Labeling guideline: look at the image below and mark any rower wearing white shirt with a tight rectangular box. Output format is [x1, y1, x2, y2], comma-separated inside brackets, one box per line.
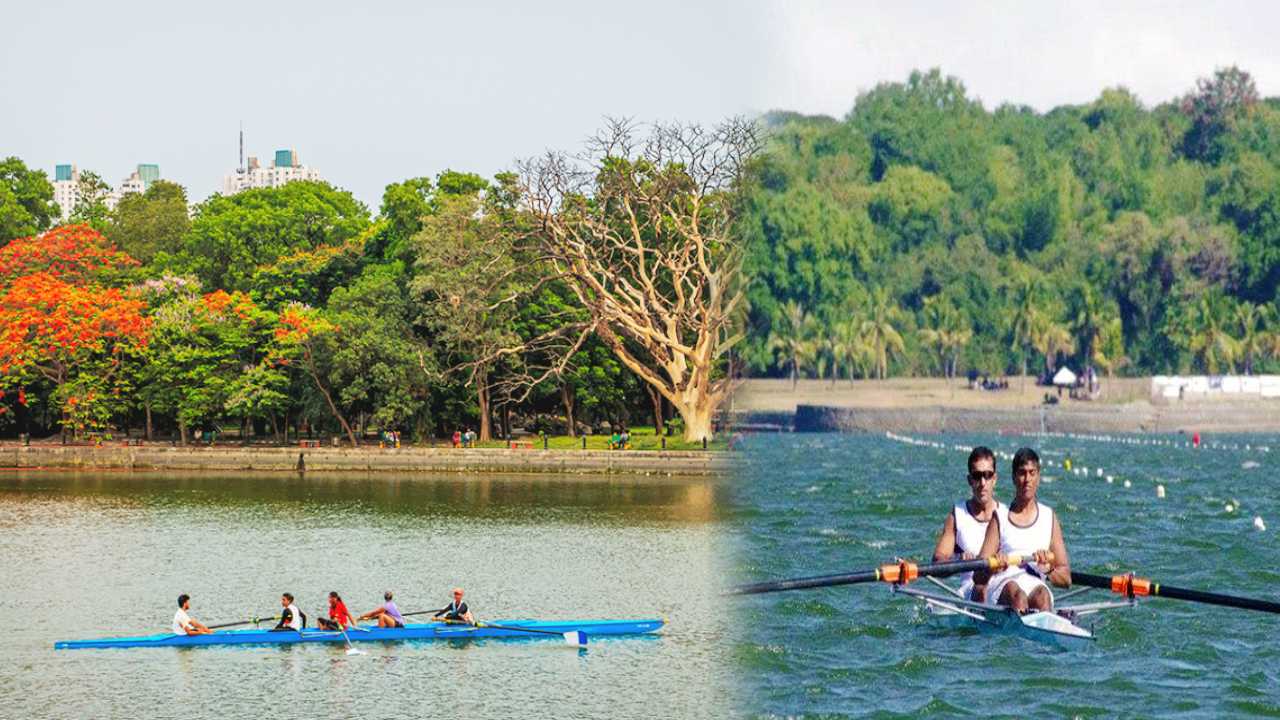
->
[172, 594, 212, 636]
[975, 447, 1071, 612]
[931, 446, 1005, 602]
[272, 592, 305, 632]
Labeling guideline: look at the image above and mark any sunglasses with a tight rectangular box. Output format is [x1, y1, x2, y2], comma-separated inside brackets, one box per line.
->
[968, 470, 996, 481]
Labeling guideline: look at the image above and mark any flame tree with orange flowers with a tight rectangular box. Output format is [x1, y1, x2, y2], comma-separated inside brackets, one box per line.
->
[0, 225, 150, 438]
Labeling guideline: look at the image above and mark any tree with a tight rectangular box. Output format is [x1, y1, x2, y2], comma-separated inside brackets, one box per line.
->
[0, 273, 149, 435]
[107, 181, 191, 264]
[766, 300, 815, 387]
[175, 181, 370, 293]
[0, 224, 137, 285]
[1181, 66, 1259, 161]
[1168, 290, 1240, 373]
[521, 119, 761, 441]
[1233, 301, 1269, 375]
[831, 316, 872, 382]
[919, 296, 972, 379]
[1031, 311, 1073, 375]
[412, 173, 541, 442]
[1006, 275, 1043, 385]
[860, 287, 906, 379]
[69, 171, 113, 232]
[273, 303, 359, 446]
[0, 157, 58, 241]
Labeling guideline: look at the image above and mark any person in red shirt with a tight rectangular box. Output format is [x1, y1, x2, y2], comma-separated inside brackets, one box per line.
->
[318, 591, 355, 630]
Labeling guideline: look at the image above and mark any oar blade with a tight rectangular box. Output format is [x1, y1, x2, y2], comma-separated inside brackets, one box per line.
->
[563, 630, 587, 647]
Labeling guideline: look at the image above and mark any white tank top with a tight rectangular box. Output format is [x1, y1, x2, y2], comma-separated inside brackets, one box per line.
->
[994, 501, 1053, 558]
[953, 501, 1003, 557]
[285, 603, 302, 630]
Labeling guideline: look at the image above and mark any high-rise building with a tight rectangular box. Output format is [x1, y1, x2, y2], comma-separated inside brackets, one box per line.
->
[136, 164, 160, 189]
[52, 164, 80, 220]
[49, 163, 162, 221]
[222, 133, 322, 195]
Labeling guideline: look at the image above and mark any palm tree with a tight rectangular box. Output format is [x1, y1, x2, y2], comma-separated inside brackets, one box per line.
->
[1092, 317, 1130, 378]
[1069, 284, 1105, 369]
[1031, 310, 1074, 376]
[1006, 275, 1043, 388]
[1178, 292, 1240, 374]
[919, 297, 973, 379]
[766, 300, 816, 388]
[832, 316, 871, 383]
[1234, 301, 1268, 375]
[860, 287, 905, 380]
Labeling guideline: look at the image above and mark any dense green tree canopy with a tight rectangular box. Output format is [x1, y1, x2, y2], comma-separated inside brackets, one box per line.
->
[744, 66, 1280, 380]
[0, 157, 58, 241]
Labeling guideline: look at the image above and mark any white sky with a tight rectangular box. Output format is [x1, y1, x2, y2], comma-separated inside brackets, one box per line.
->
[4, 1, 1278, 208]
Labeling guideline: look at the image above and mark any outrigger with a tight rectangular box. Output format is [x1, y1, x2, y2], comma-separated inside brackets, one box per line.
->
[730, 554, 1280, 649]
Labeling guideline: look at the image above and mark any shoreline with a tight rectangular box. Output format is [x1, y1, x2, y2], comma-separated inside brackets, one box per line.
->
[1, 444, 729, 477]
[729, 378, 1280, 434]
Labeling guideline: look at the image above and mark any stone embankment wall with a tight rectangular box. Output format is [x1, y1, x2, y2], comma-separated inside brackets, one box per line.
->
[2, 445, 728, 476]
[790, 402, 1280, 434]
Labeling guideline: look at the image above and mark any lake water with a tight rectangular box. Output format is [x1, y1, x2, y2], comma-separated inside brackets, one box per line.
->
[0, 471, 735, 719]
[729, 432, 1280, 719]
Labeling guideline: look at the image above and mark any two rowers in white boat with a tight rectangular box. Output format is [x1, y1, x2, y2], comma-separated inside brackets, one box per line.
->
[931, 446, 1069, 612]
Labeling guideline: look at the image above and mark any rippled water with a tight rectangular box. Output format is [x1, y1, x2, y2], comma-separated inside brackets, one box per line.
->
[0, 471, 734, 719]
[729, 432, 1280, 719]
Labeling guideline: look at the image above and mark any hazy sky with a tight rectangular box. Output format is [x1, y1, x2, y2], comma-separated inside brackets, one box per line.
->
[5, 1, 1279, 208]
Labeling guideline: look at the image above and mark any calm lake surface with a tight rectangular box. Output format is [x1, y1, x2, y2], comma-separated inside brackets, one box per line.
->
[730, 432, 1280, 719]
[0, 470, 735, 719]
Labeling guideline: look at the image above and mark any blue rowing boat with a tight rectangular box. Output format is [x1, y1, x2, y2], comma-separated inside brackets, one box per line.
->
[55, 618, 664, 650]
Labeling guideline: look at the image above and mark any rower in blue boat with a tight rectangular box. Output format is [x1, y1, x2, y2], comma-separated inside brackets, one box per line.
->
[434, 587, 475, 624]
[975, 447, 1072, 613]
[272, 592, 306, 631]
[358, 591, 406, 628]
[172, 594, 212, 636]
[931, 446, 1006, 602]
[317, 591, 355, 630]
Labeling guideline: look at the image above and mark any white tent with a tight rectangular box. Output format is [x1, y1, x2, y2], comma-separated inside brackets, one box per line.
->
[1052, 367, 1077, 386]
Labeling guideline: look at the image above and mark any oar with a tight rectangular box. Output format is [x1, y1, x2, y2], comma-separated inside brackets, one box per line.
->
[205, 615, 279, 630]
[1073, 572, 1280, 615]
[436, 617, 588, 647]
[400, 607, 450, 619]
[728, 553, 1044, 595]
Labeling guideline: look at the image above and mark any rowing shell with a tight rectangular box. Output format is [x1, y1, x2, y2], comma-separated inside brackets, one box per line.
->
[54, 618, 664, 650]
[893, 580, 1134, 650]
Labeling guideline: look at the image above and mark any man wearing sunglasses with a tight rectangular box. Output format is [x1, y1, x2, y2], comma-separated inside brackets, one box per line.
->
[931, 446, 1004, 601]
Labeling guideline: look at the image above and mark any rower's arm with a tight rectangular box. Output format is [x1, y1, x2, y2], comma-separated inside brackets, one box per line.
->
[931, 512, 958, 562]
[1047, 514, 1071, 587]
[972, 514, 1002, 585]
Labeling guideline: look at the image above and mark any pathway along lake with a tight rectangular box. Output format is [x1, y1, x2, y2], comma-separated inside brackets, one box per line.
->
[0, 470, 736, 719]
[730, 432, 1280, 718]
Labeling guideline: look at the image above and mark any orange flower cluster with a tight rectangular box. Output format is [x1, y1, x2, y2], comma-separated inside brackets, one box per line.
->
[0, 224, 138, 284]
[0, 272, 151, 377]
[200, 289, 256, 321]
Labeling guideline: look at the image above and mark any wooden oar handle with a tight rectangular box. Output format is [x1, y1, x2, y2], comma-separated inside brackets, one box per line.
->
[998, 551, 1055, 569]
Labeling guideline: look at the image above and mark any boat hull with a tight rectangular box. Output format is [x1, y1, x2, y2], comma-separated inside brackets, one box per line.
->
[55, 618, 664, 650]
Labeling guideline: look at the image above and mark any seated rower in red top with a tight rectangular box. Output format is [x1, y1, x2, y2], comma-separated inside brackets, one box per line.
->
[317, 591, 355, 630]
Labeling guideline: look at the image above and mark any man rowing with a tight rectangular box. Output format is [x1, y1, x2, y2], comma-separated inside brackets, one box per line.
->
[931, 446, 1005, 601]
[272, 592, 305, 632]
[317, 591, 355, 630]
[359, 591, 406, 628]
[172, 594, 213, 636]
[434, 587, 475, 624]
[975, 447, 1071, 612]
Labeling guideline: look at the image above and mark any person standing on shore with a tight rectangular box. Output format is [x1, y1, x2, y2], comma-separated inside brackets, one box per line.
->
[931, 446, 1004, 601]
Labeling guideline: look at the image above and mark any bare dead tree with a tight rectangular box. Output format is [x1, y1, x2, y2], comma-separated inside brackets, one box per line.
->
[519, 117, 761, 441]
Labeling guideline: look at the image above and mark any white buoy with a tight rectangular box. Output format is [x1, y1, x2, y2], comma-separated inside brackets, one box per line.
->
[1156, 484, 1165, 498]
[1225, 503, 1236, 513]
[1105, 475, 1113, 483]
[1255, 516, 1267, 532]
[1123, 479, 1131, 488]
[1096, 468, 1103, 477]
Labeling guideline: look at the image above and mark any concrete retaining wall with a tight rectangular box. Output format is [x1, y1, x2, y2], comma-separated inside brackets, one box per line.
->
[792, 402, 1280, 434]
[2, 445, 728, 476]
